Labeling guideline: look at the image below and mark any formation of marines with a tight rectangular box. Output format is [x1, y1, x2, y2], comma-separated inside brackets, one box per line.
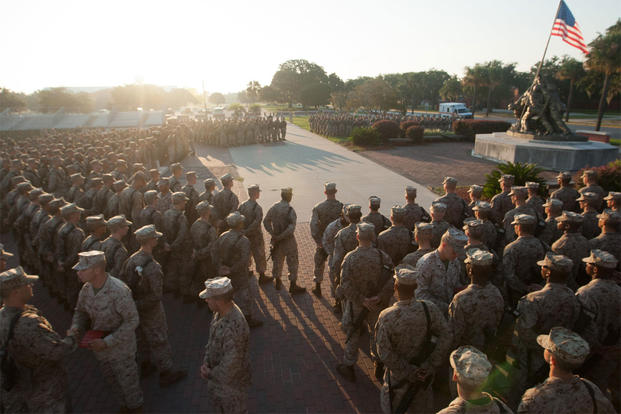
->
[0, 127, 620, 414]
[183, 116, 287, 147]
[309, 112, 458, 137]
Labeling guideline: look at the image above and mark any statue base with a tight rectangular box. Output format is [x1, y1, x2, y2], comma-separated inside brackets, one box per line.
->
[473, 132, 618, 171]
[506, 129, 588, 142]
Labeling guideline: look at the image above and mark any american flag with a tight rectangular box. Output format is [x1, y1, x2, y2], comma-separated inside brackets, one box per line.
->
[551, 0, 589, 55]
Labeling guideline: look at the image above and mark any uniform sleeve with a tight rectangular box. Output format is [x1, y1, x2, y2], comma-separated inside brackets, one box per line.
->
[427, 302, 452, 368]
[275, 207, 296, 240]
[70, 286, 91, 340]
[131, 192, 143, 223]
[18, 315, 75, 361]
[375, 315, 417, 379]
[231, 238, 250, 275]
[66, 230, 84, 270]
[332, 235, 345, 277]
[262, 208, 274, 235]
[414, 259, 435, 303]
[113, 248, 128, 278]
[448, 297, 466, 348]
[136, 263, 164, 311]
[339, 255, 363, 304]
[514, 298, 539, 349]
[310, 207, 321, 243]
[103, 289, 140, 348]
[170, 215, 189, 250]
[207, 324, 247, 385]
[503, 247, 528, 295]
[246, 205, 262, 234]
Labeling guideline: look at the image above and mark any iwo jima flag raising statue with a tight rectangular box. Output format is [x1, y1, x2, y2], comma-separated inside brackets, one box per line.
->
[509, 0, 590, 140]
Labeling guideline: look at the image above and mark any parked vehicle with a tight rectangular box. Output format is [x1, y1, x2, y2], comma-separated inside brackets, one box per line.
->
[439, 102, 473, 118]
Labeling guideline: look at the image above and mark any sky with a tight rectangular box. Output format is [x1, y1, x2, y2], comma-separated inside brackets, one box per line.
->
[1, 0, 619, 95]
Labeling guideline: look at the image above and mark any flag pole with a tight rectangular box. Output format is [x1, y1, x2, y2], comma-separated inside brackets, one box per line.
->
[534, 0, 563, 81]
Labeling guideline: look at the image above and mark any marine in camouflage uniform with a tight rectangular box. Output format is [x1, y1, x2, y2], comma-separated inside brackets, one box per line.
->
[322, 206, 348, 304]
[55, 203, 85, 309]
[182, 171, 200, 226]
[332, 205, 363, 293]
[375, 267, 451, 413]
[401, 222, 434, 267]
[156, 179, 173, 214]
[200, 277, 251, 414]
[362, 196, 391, 238]
[0, 267, 76, 413]
[513, 254, 580, 393]
[525, 181, 545, 220]
[377, 205, 413, 265]
[213, 173, 239, 234]
[588, 210, 621, 268]
[101, 215, 131, 279]
[310, 182, 343, 296]
[503, 187, 539, 246]
[435, 177, 469, 228]
[517, 327, 615, 414]
[168, 163, 183, 193]
[162, 192, 192, 299]
[104, 180, 126, 219]
[491, 174, 515, 225]
[579, 170, 606, 211]
[263, 188, 305, 294]
[81, 215, 108, 252]
[466, 184, 483, 218]
[335, 223, 394, 382]
[473, 201, 499, 251]
[198, 178, 216, 205]
[503, 214, 547, 308]
[38, 198, 66, 298]
[430, 203, 451, 249]
[578, 192, 601, 240]
[403, 186, 430, 231]
[126, 225, 187, 386]
[448, 249, 504, 352]
[191, 202, 217, 296]
[68, 251, 143, 412]
[93, 174, 114, 216]
[576, 250, 621, 408]
[550, 171, 580, 212]
[238, 185, 269, 283]
[415, 228, 468, 314]
[538, 198, 564, 246]
[551, 211, 590, 289]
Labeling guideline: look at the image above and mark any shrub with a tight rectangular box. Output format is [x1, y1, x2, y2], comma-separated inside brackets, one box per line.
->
[575, 160, 621, 192]
[483, 162, 546, 199]
[352, 127, 381, 146]
[372, 120, 401, 141]
[400, 120, 420, 137]
[405, 126, 424, 144]
[452, 119, 511, 140]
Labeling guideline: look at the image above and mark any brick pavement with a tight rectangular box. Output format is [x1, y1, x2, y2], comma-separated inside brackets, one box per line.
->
[1, 223, 385, 413]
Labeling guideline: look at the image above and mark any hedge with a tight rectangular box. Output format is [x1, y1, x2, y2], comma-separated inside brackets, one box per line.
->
[452, 119, 512, 140]
[405, 126, 424, 144]
[352, 127, 381, 146]
[400, 120, 420, 137]
[372, 120, 401, 141]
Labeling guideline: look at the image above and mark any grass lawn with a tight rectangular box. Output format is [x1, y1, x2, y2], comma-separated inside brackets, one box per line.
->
[291, 116, 310, 131]
[610, 138, 621, 146]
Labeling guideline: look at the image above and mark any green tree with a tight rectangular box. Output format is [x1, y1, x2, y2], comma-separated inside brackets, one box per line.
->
[585, 19, 621, 130]
[463, 64, 486, 115]
[556, 56, 586, 121]
[439, 76, 463, 102]
[421, 70, 450, 107]
[300, 82, 330, 108]
[347, 77, 397, 112]
[330, 91, 348, 110]
[244, 81, 261, 103]
[327, 73, 345, 93]
[481, 61, 516, 116]
[38, 87, 93, 113]
[270, 59, 329, 107]
[0, 88, 27, 112]
[208, 92, 226, 105]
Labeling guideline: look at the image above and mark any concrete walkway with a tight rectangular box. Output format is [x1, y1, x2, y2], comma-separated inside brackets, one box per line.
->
[195, 123, 438, 221]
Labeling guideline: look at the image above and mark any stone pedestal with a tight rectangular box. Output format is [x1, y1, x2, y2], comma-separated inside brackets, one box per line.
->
[473, 132, 619, 171]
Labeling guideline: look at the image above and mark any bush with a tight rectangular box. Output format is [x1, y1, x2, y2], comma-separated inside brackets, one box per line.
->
[405, 126, 424, 144]
[372, 120, 401, 141]
[452, 119, 511, 140]
[400, 120, 420, 137]
[483, 162, 546, 199]
[352, 127, 381, 146]
[576, 160, 621, 192]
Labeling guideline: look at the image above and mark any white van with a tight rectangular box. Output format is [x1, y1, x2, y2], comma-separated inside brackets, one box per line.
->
[438, 102, 473, 118]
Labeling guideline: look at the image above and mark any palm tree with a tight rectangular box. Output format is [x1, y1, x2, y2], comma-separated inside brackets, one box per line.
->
[556, 56, 586, 122]
[482, 60, 508, 117]
[585, 20, 621, 131]
[463, 64, 486, 116]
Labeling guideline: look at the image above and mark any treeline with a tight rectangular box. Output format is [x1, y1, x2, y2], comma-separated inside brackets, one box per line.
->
[0, 84, 199, 114]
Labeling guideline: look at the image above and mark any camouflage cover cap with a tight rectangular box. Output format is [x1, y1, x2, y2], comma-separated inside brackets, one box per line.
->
[556, 211, 584, 223]
[597, 210, 621, 223]
[132, 171, 147, 181]
[203, 178, 216, 186]
[186, 171, 196, 177]
[112, 180, 127, 191]
[324, 182, 336, 191]
[537, 253, 573, 273]
[463, 219, 484, 231]
[443, 176, 457, 185]
[347, 204, 362, 215]
[85, 214, 106, 227]
[581, 169, 596, 178]
[16, 182, 32, 192]
[472, 201, 492, 211]
[170, 162, 182, 170]
[38, 193, 54, 204]
[199, 276, 233, 299]
[369, 196, 381, 206]
[577, 192, 598, 202]
[508, 186, 527, 197]
[468, 184, 483, 194]
[220, 173, 233, 182]
[603, 192, 621, 201]
[405, 185, 417, 195]
[10, 176, 25, 185]
[196, 200, 213, 213]
[525, 181, 539, 189]
[582, 249, 618, 269]
[72, 250, 106, 271]
[28, 188, 43, 198]
[498, 174, 514, 183]
[390, 205, 406, 216]
[60, 203, 84, 217]
[450, 346, 492, 387]
[415, 222, 433, 232]
[135, 224, 163, 241]
[464, 249, 494, 266]
[49, 198, 67, 210]
[356, 222, 375, 237]
[157, 178, 170, 186]
[144, 190, 158, 203]
[226, 211, 245, 227]
[431, 202, 447, 212]
[0, 266, 38, 294]
[107, 215, 132, 228]
[70, 173, 85, 181]
[511, 214, 536, 225]
[542, 198, 563, 208]
[536, 327, 589, 365]
[172, 192, 189, 204]
[556, 171, 572, 180]
[443, 228, 468, 248]
[281, 187, 293, 195]
[149, 168, 158, 174]
[248, 184, 261, 192]
[0, 244, 14, 259]
[393, 266, 418, 286]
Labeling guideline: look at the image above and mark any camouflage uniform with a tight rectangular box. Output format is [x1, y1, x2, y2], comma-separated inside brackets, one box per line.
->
[415, 250, 463, 313]
[137, 205, 163, 230]
[448, 282, 504, 351]
[38, 214, 65, 296]
[191, 218, 217, 292]
[400, 247, 434, 267]
[332, 223, 359, 283]
[376, 299, 451, 413]
[162, 208, 191, 295]
[503, 206, 538, 245]
[403, 203, 430, 231]
[579, 184, 606, 211]
[81, 234, 104, 252]
[156, 191, 172, 214]
[378, 225, 412, 265]
[491, 191, 513, 225]
[55, 221, 85, 307]
[70, 275, 143, 410]
[431, 220, 451, 249]
[310, 198, 343, 284]
[238, 199, 267, 276]
[338, 246, 393, 366]
[362, 211, 391, 237]
[101, 237, 128, 279]
[551, 233, 589, 290]
[550, 186, 580, 212]
[581, 210, 600, 240]
[213, 188, 239, 228]
[439, 394, 513, 414]
[322, 218, 346, 295]
[503, 236, 547, 306]
[263, 200, 298, 284]
[0, 304, 75, 413]
[182, 183, 200, 225]
[203, 304, 250, 414]
[589, 232, 621, 267]
[539, 217, 562, 246]
[436, 193, 469, 228]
